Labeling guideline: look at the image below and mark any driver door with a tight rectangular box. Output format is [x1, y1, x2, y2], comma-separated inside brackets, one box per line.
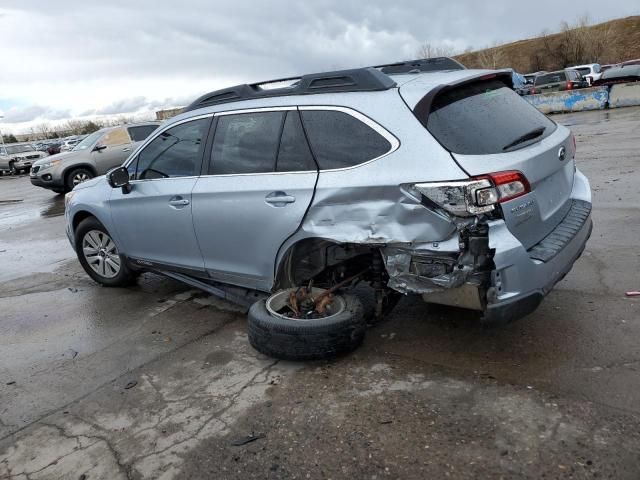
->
[109, 117, 212, 273]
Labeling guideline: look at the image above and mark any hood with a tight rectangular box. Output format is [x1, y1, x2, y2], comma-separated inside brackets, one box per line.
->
[73, 175, 104, 191]
[32, 149, 83, 166]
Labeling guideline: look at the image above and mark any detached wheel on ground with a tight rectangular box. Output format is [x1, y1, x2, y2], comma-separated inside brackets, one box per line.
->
[74, 216, 137, 287]
[66, 168, 94, 191]
[248, 288, 366, 361]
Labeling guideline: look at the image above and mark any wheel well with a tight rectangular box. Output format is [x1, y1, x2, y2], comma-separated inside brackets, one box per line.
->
[72, 211, 95, 233]
[64, 164, 97, 183]
[274, 238, 379, 290]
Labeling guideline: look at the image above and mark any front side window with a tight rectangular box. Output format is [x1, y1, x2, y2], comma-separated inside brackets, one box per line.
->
[128, 125, 158, 142]
[135, 118, 209, 180]
[74, 131, 103, 151]
[209, 112, 284, 175]
[300, 110, 391, 169]
[100, 128, 131, 147]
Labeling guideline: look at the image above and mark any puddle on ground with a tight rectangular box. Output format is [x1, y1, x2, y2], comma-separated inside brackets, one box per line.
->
[40, 197, 65, 218]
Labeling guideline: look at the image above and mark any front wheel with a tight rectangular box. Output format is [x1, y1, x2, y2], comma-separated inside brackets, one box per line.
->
[75, 217, 136, 287]
[9, 163, 19, 175]
[66, 168, 94, 191]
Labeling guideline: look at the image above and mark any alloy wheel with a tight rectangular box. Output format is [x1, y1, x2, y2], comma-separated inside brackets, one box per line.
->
[82, 230, 121, 278]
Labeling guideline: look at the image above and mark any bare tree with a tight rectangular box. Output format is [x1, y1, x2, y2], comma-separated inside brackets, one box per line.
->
[416, 42, 458, 59]
[35, 122, 52, 140]
[476, 41, 506, 69]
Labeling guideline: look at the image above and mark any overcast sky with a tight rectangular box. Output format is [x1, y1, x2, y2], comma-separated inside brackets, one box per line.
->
[1, 0, 638, 133]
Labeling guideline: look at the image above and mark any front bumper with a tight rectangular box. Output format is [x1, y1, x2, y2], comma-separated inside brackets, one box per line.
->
[30, 170, 64, 190]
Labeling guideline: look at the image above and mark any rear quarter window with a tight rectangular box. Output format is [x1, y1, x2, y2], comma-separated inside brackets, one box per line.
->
[300, 110, 392, 169]
[424, 79, 556, 155]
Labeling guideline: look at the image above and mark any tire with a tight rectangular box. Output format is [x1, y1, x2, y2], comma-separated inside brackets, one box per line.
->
[74, 216, 136, 287]
[9, 163, 18, 175]
[66, 168, 94, 191]
[248, 290, 366, 361]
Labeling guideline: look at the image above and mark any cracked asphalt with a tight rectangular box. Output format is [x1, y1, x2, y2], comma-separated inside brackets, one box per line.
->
[1, 107, 640, 479]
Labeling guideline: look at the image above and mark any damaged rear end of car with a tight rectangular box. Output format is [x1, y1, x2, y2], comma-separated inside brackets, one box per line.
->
[276, 69, 592, 324]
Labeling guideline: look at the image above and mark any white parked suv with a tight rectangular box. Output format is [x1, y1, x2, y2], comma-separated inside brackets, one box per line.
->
[64, 58, 592, 360]
[567, 64, 603, 85]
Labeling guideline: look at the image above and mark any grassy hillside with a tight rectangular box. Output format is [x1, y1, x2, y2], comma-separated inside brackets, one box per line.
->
[454, 16, 640, 73]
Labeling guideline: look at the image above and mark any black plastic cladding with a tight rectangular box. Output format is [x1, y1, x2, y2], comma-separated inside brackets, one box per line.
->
[183, 57, 466, 112]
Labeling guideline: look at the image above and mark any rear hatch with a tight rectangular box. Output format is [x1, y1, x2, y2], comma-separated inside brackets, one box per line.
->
[404, 75, 575, 249]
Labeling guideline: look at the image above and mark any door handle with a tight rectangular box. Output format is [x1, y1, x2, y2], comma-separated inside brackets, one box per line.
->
[169, 196, 190, 207]
[265, 192, 295, 206]
[122, 147, 131, 152]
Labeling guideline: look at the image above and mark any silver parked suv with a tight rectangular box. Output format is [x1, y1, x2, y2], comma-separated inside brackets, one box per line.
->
[31, 122, 160, 193]
[65, 58, 592, 360]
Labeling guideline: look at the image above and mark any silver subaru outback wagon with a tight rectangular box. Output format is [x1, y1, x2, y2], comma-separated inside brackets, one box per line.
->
[65, 58, 592, 361]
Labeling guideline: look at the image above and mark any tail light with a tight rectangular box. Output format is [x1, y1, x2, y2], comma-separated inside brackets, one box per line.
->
[409, 171, 531, 218]
[566, 81, 573, 90]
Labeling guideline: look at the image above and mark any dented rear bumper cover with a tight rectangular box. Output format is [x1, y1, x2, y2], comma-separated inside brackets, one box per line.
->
[382, 199, 592, 324]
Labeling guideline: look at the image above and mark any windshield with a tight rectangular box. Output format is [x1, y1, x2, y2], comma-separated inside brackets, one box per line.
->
[6, 145, 35, 154]
[73, 131, 103, 151]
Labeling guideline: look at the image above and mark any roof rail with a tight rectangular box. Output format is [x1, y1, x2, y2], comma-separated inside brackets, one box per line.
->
[184, 67, 396, 112]
[375, 57, 465, 74]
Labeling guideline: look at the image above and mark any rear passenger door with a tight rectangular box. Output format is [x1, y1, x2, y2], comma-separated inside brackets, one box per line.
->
[191, 108, 318, 291]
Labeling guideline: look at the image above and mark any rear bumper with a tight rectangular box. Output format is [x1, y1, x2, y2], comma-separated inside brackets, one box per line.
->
[483, 215, 592, 324]
[483, 167, 592, 324]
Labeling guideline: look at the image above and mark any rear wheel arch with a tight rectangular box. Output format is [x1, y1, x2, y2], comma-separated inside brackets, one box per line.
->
[273, 237, 380, 290]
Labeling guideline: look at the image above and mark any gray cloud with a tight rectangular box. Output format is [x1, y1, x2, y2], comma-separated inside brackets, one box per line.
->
[2, 105, 71, 123]
[0, 0, 638, 126]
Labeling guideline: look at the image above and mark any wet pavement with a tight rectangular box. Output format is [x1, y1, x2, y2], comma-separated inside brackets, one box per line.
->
[1, 107, 640, 479]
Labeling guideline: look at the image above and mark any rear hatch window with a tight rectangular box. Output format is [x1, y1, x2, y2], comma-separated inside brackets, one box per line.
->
[534, 73, 565, 86]
[425, 79, 556, 155]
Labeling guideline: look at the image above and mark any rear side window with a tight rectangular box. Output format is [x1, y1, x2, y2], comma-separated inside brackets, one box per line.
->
[100, 128, 131, 147]
[128, 125, 158, 142]
[209, 112, 284, 175]
[300, 110, 391, 169]
[424, 80, 556, 155]
[135, 118, 209, 179]
[276, 111, 316, 172]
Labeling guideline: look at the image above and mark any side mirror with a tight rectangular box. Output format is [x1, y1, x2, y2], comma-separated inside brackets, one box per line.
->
[107, 166, 131, 193]
[93, 144, 107, 152]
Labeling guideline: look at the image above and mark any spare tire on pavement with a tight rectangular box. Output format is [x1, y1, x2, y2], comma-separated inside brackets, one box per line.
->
[248, 288, 365, 361]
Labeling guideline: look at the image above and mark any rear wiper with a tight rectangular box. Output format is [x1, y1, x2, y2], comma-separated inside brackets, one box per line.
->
[502, 126, 546, 151]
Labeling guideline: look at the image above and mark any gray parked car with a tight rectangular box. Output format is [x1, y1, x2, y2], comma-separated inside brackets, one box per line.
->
[532, 69, 588, 94]
[0, 144, 47, 175]
[30, 123, 160, 193]
[65, 58, 592, 360]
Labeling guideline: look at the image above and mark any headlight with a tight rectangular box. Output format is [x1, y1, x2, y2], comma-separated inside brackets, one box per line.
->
[40, 159, 62, 169]
[64, 191, 75, 208]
